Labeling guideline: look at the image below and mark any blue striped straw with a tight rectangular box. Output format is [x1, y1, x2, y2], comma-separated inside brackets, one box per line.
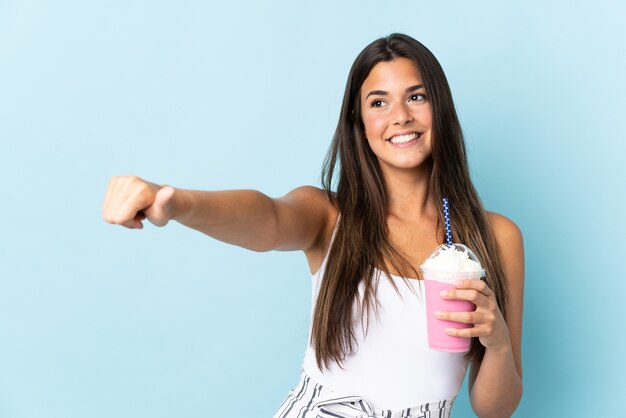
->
[443, 197, 452, 246]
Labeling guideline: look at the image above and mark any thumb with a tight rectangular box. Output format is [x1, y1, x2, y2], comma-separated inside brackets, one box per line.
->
[145, 186, 175, 227]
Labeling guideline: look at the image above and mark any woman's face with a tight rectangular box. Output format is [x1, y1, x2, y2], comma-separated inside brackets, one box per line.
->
[359, 57, 433, 176]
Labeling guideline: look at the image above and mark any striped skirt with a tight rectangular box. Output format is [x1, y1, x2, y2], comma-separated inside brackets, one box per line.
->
[273, 370, 455, 418]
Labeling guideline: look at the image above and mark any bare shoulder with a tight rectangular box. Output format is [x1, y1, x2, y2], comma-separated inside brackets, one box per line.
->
[277, 186, 338, 274]
[273, 185, 338, 264]
[485, 211, 524, 285]
[282, 185, 334, 207]
[486, 211, 523, 247]
[280, 186, 338, 226]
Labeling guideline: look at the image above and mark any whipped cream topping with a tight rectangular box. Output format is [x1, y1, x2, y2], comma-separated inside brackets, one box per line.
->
[420, 244, 484, 281]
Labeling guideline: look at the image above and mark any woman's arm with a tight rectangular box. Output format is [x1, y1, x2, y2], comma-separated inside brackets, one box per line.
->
[469, 213, 524, 417]
[101, 176, 334, 253]
[438, 212, 524, 417]
[172, 185, 334, 252]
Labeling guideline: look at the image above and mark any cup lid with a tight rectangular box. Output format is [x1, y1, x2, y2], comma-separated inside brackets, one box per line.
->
[419, 243, 485, 278]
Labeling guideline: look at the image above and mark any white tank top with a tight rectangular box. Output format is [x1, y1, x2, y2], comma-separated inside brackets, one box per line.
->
[301, 225, 470, 409]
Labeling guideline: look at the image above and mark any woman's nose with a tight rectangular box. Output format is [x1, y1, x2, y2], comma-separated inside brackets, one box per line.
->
[391, 102, 414, 125]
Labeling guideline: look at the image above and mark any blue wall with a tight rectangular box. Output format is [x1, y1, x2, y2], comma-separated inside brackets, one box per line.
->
[1, 1, 624, 416]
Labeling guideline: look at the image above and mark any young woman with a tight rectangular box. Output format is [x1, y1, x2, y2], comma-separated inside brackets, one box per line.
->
[102, 33, 523, 418]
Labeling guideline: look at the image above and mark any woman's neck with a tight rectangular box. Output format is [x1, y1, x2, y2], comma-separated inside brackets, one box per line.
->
[382, 159, 436, 221]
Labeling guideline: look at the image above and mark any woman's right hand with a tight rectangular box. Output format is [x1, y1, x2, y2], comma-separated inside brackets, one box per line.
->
[102, 176, 176, 229]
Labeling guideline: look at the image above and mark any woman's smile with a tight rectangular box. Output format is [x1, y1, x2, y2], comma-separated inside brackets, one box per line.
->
[387, 131, 423, 145]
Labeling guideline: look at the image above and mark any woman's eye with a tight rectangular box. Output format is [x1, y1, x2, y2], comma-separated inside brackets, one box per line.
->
[410, 93, 426, 102]
[371, 99, 385, 108]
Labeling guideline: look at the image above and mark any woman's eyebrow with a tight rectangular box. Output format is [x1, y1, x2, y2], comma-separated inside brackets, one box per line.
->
[406, 84, 425, 92]
[365, 84, 425, 99]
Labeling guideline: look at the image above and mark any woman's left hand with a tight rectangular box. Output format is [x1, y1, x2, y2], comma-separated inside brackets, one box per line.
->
[436, 279, 511, 351]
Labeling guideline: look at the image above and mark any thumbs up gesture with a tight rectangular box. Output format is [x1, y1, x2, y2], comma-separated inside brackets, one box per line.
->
[102, 176, 176, 229]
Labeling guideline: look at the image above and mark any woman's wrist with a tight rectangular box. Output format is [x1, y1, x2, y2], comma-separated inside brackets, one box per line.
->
[484, 342, 512, 356]
[168, 187, 192, 222]
[481, 325, 513, 355]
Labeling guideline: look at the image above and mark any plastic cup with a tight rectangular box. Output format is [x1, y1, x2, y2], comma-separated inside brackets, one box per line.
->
[420, 244, 485, 352]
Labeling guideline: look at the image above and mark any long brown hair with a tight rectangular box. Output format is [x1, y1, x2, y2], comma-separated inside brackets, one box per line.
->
[312, 33, 508, 370]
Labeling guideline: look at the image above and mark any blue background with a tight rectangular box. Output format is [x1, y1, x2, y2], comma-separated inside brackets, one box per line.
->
[1, 1, 624, 417]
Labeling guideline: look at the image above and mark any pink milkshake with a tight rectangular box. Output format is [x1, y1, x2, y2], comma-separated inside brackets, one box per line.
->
[420, 243, 485, 352]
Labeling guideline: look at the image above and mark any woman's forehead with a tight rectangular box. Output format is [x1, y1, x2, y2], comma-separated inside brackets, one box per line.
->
[361, 58, 423, 93]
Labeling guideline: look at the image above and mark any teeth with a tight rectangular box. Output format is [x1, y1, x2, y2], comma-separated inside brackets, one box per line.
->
[389, 132, 420, 144]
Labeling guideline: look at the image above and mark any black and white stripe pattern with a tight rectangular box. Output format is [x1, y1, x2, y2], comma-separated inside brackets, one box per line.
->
[273, 370, 455, 418]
